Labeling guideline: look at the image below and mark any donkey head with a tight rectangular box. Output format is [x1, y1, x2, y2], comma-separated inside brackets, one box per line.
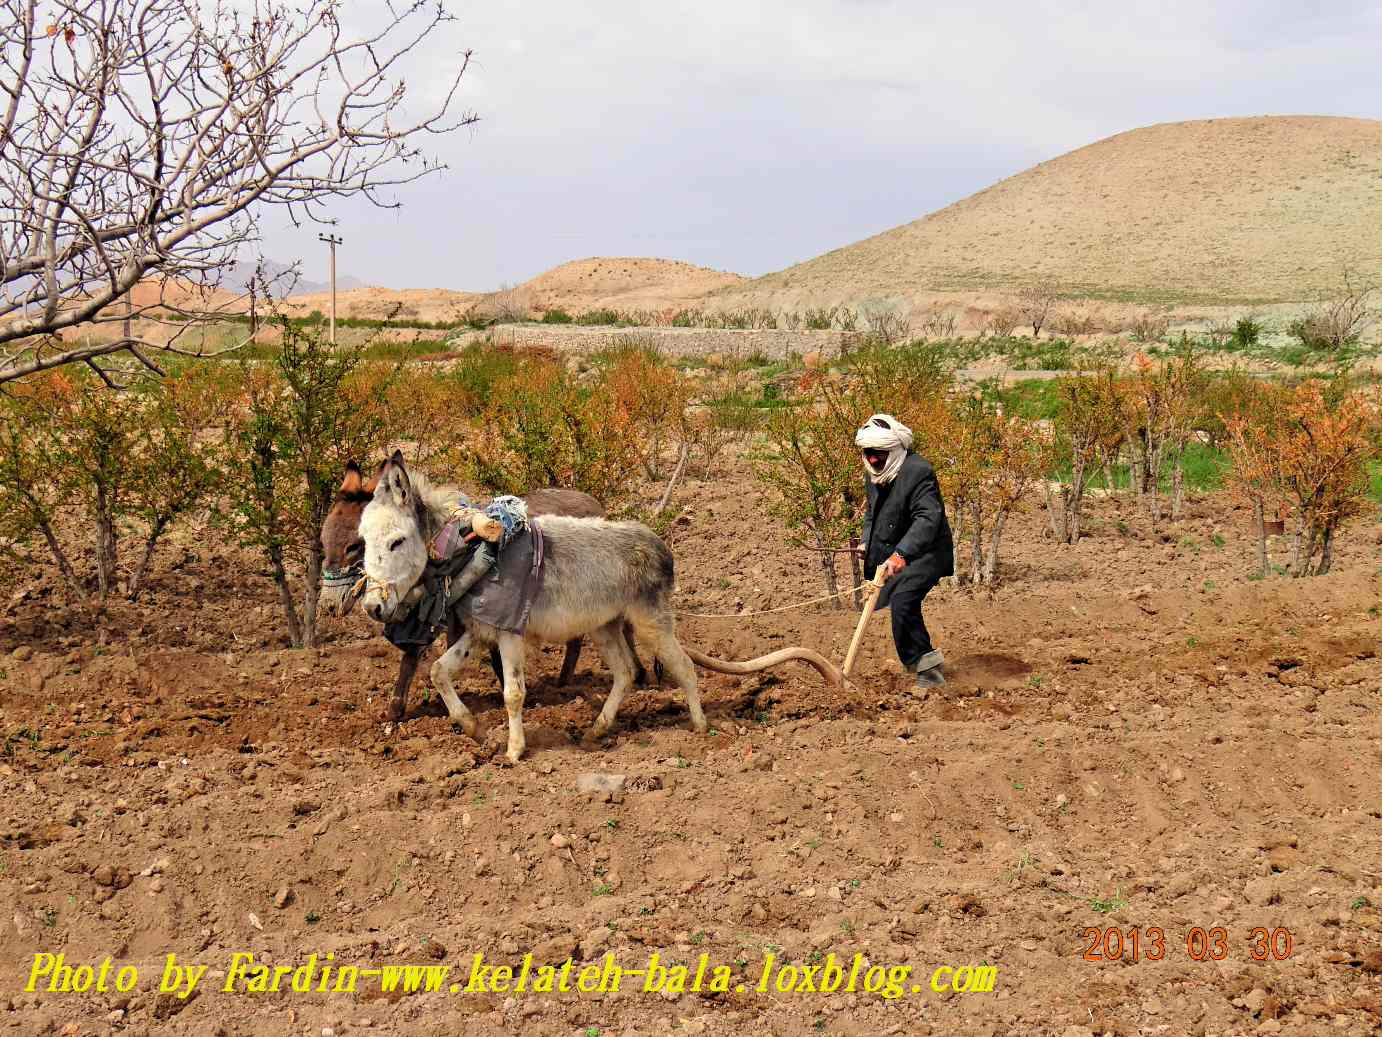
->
[359, 450, 430, 623]
[318, 461, 381, 617]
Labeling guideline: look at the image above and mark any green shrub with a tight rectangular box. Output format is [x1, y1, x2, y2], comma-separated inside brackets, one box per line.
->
[1231, 316, 1263, 350]
[541, 308, 573, 324]
[576, 308, 622, 326]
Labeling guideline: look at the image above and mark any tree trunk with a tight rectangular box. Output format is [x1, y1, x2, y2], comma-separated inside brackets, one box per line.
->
[94, 480, 118, 599]
[1170, 459, 1185, 520]
[1293, 510, 1317, 577]
[301, 541, 323, 648]
[968, 500, 983, 585]
[1251, 497, 1267, 579]
[847, 535, 863, 611]
[984, 508, 1008, 584]
[1317, 521, 1336, 576]
[1064, 456, 1087, 545]
[643, 431, 662, 481]
[1042, 481, 1067, 543]
[655, 442, 690, 513]
[127, 516, 171, 601]
[37, 519, 83, 597]
[1129, 438, 1145, 504]
[1100, 457, 1115, 498]
[814, 530, 840, 606]
[1146, 442, 1164, 526]
[271, 543, 304, 647]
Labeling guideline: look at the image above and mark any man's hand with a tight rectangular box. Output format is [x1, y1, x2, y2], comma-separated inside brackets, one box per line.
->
[880, 552, 907, 579]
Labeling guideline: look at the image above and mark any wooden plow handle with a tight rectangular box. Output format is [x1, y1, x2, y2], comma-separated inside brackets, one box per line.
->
[842, 570, 889, 679]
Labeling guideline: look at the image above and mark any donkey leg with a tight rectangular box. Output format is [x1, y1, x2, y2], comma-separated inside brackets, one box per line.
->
[488, 645, 504, 689]
[497, 632, 529, 764]
[624, 621, 650, 688]
[387, 646, 423, 722]
[557, 637, 583, 686]
[430, 631, 479, 739]
[587, 620, 637, 741]
[648, 613, 706, 733]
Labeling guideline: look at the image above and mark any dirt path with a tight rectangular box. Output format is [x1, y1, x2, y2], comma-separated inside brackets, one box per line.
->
[1, 469, 1380, 1036]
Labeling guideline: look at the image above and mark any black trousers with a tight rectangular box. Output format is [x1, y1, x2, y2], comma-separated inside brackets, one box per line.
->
[877, 563, 941, 669]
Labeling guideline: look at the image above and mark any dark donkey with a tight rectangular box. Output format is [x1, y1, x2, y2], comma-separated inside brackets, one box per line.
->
[319, 462, 646, 721]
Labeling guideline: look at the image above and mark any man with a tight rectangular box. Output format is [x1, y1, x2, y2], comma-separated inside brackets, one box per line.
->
[856, 413, 955, 686]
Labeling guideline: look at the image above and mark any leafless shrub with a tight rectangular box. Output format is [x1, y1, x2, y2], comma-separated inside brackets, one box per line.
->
[1204, 320, 1235, 347]
[916, 310, 958, 340]
[862, 304, 912, 344]
[1128, 309, 1171, 343]
[1016, 285, 1063, 339]
[484, 284, 534, 323]
[780, 310, 802, 331]
[1288, 269, 1377, 351]
[0, 0, 475, 384]
[1049, 306, 1102, 337]
[984, 302, 1023, 338]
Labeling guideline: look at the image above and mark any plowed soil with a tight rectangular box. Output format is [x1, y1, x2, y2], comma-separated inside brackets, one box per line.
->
[2, 464, 1380, 1037]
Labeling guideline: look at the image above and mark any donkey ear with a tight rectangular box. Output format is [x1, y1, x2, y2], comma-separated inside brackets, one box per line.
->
[384, 460, 412, 509]
[340, 462, 363, 495]
[364, 458, 386, 495]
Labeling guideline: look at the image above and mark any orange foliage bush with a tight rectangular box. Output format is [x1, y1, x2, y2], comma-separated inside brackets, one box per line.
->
[1226, 380, 1377, 576]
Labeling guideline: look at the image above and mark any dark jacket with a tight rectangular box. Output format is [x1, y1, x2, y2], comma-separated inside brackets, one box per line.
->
[861, 451, 954, 594]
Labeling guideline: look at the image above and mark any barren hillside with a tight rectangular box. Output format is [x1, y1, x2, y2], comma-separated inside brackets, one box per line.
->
[517, 257, 745, 314]
[244, 258, 743, 323]
[716, 115, 1382, 307]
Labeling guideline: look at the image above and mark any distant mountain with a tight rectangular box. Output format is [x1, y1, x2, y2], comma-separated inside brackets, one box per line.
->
[714, 115, 1382, 306]
[219, 258, 367, 297]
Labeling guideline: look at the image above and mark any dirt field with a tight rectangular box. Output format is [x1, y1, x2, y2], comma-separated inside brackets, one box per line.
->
[2, 460, 1380, 1037]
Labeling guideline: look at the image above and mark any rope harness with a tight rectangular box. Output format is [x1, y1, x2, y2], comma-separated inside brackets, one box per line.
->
[346, 507, 485, 615]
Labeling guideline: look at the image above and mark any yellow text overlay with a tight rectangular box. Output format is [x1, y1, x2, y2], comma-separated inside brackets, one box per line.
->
[24, 951, 998, 1002]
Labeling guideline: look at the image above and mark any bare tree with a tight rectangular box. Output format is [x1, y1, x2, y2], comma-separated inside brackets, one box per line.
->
[0, 0, 475, 384]
[1016, 285, 1061, 339]
[861, 301, 912, 344]
[1288, 267, 1376, 352]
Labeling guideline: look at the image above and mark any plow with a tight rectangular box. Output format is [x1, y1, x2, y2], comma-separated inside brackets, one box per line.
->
[684, 570, 888, 690]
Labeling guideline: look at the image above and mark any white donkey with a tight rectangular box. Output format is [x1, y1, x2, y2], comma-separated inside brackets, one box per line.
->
[358, 452, 706, 763]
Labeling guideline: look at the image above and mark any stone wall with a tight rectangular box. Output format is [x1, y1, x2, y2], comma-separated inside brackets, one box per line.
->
[451, 323, 863, 361]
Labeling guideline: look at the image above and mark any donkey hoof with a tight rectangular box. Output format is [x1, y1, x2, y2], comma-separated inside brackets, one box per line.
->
[689, 716, 708, 734]
[453, 717, 478, 740]
[505, 745, 525, 766]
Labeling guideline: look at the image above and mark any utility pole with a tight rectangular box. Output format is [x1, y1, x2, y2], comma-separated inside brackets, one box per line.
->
[317, 232, 343, 344]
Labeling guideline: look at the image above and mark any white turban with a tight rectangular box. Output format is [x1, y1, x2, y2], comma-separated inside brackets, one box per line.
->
[855, 413, 913, 485]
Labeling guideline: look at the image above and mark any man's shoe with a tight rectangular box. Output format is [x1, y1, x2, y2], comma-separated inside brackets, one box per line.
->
[915, 649, 945, 687]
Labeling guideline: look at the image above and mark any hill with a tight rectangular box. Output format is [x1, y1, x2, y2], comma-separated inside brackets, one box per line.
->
[248, 257, 742, 324]
[715, 116, 1382, 306]
[516, 257, 745, 314]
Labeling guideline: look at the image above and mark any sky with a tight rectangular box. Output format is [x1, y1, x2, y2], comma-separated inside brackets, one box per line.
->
[257, 1, 1382, 292]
